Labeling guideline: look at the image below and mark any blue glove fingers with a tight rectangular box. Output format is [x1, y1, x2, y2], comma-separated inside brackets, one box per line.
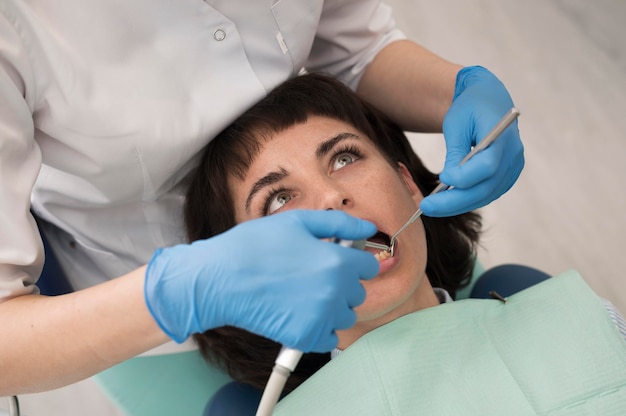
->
[295, 209, 378, 241]
[270, 242, 373, 352]
[421, 177, 505, 217]
[344, 249, 380, 282]
[421, 147, 524, 217]
[440, 111, 475, 171]
[345, 277, 368, 308]
[330, 249, 371, 308]
[290, 252, 371, 351]
[301, 209, 380, 280]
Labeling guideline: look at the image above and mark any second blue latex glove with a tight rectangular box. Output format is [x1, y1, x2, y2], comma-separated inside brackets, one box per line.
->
[144, 210, 379, 352]
[420, 66, 524, 217]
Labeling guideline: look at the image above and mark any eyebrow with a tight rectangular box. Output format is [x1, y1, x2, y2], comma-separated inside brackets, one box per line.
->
[316, 132, 360, 159]
[244, 132, 361, 213]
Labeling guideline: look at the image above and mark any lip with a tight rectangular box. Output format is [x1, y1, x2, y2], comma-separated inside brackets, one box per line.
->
[376, 244, 397, 275]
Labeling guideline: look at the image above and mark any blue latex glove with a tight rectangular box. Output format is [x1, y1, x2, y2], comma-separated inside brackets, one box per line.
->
[420, 66, 524, 217]
[144, 210, 379, 352]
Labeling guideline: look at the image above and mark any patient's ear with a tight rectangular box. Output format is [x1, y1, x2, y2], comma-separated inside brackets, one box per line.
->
[397, 162, 423, 201]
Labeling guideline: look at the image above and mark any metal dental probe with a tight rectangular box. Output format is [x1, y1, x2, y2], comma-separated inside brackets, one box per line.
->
[366, 107, 521, 256]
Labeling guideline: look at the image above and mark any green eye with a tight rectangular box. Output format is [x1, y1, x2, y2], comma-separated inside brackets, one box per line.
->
[267, 192, 292, 214]
[333, 153, 356, 170]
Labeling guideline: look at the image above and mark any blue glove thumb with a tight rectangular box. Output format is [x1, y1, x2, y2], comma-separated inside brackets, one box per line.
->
[420, 66, 524, 217]
[144, 210, 379, 352]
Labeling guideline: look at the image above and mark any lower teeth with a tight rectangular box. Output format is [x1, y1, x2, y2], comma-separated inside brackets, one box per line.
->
[375, 250, 391, 261]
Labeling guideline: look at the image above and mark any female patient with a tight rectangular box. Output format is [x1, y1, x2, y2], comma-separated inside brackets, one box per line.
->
[184, 72, 482, 392]
[185, 73, 626, 415]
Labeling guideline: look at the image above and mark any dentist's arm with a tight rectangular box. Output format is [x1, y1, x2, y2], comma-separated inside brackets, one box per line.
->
[0, 210, 378, 396]
[0, 266, 167, 395]
[357, 40, 524, 216]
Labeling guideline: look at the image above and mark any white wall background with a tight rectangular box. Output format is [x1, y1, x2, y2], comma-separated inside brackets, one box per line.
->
[396, 0, 626, 314]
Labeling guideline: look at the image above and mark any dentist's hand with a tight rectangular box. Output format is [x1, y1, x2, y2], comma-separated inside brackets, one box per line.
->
[144, 210, 379, 352]
[420, 66, 524, 217]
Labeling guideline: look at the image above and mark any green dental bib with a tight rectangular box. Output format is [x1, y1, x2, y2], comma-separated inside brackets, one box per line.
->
[275, 270, 626, 415]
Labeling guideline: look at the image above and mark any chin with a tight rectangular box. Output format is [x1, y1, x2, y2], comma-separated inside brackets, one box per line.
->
[354, 298, 409, 326]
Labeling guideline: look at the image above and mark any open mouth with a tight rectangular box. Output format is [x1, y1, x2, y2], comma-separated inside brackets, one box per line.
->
[367, 231, 392, 261]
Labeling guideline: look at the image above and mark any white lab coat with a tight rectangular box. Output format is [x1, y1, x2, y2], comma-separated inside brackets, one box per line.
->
[0, 0, 405, 301]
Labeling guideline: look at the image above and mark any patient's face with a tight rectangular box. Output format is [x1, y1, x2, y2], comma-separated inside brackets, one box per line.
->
[230, 116, 437, 346]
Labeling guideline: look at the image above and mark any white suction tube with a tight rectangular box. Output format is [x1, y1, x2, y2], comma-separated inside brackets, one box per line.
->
[255, 347, 303, 416]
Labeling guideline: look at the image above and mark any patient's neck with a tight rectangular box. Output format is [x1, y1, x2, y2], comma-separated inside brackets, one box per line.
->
[336, 277, 439, 350]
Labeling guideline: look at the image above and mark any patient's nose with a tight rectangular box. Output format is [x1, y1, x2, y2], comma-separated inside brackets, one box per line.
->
[325, 198, 349, 210]
[320, 184, 352, 210]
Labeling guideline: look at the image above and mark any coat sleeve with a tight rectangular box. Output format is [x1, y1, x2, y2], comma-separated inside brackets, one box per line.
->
[0, 7, 44, 302]
[306, 0, 406, 90]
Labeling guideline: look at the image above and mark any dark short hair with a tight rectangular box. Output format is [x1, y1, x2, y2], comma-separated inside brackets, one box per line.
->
[184, 73, 482, 392]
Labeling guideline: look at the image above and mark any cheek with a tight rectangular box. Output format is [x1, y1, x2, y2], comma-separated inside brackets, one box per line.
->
[353, 167, 410, 201]
[377, 177, 420, 217]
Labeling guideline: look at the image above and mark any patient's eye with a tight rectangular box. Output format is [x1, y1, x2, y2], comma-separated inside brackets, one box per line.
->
[265, 189, 292, 215]
[332, 145, 362, 171]
[334, 154, 356, 169]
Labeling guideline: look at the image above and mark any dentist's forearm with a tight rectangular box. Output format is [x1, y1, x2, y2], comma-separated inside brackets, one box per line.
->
[357, 39, 462, 133]
[0, 266, 169, 395]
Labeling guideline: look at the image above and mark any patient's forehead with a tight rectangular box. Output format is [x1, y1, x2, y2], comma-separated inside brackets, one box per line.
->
[229, 117, 362, 179]
[265, 115, 373, 145]
[226, 113, 384, 187]
[257, 116, 372, 154]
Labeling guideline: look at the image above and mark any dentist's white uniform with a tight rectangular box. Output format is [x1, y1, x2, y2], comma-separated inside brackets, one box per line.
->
[0, 0, 404, 301]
